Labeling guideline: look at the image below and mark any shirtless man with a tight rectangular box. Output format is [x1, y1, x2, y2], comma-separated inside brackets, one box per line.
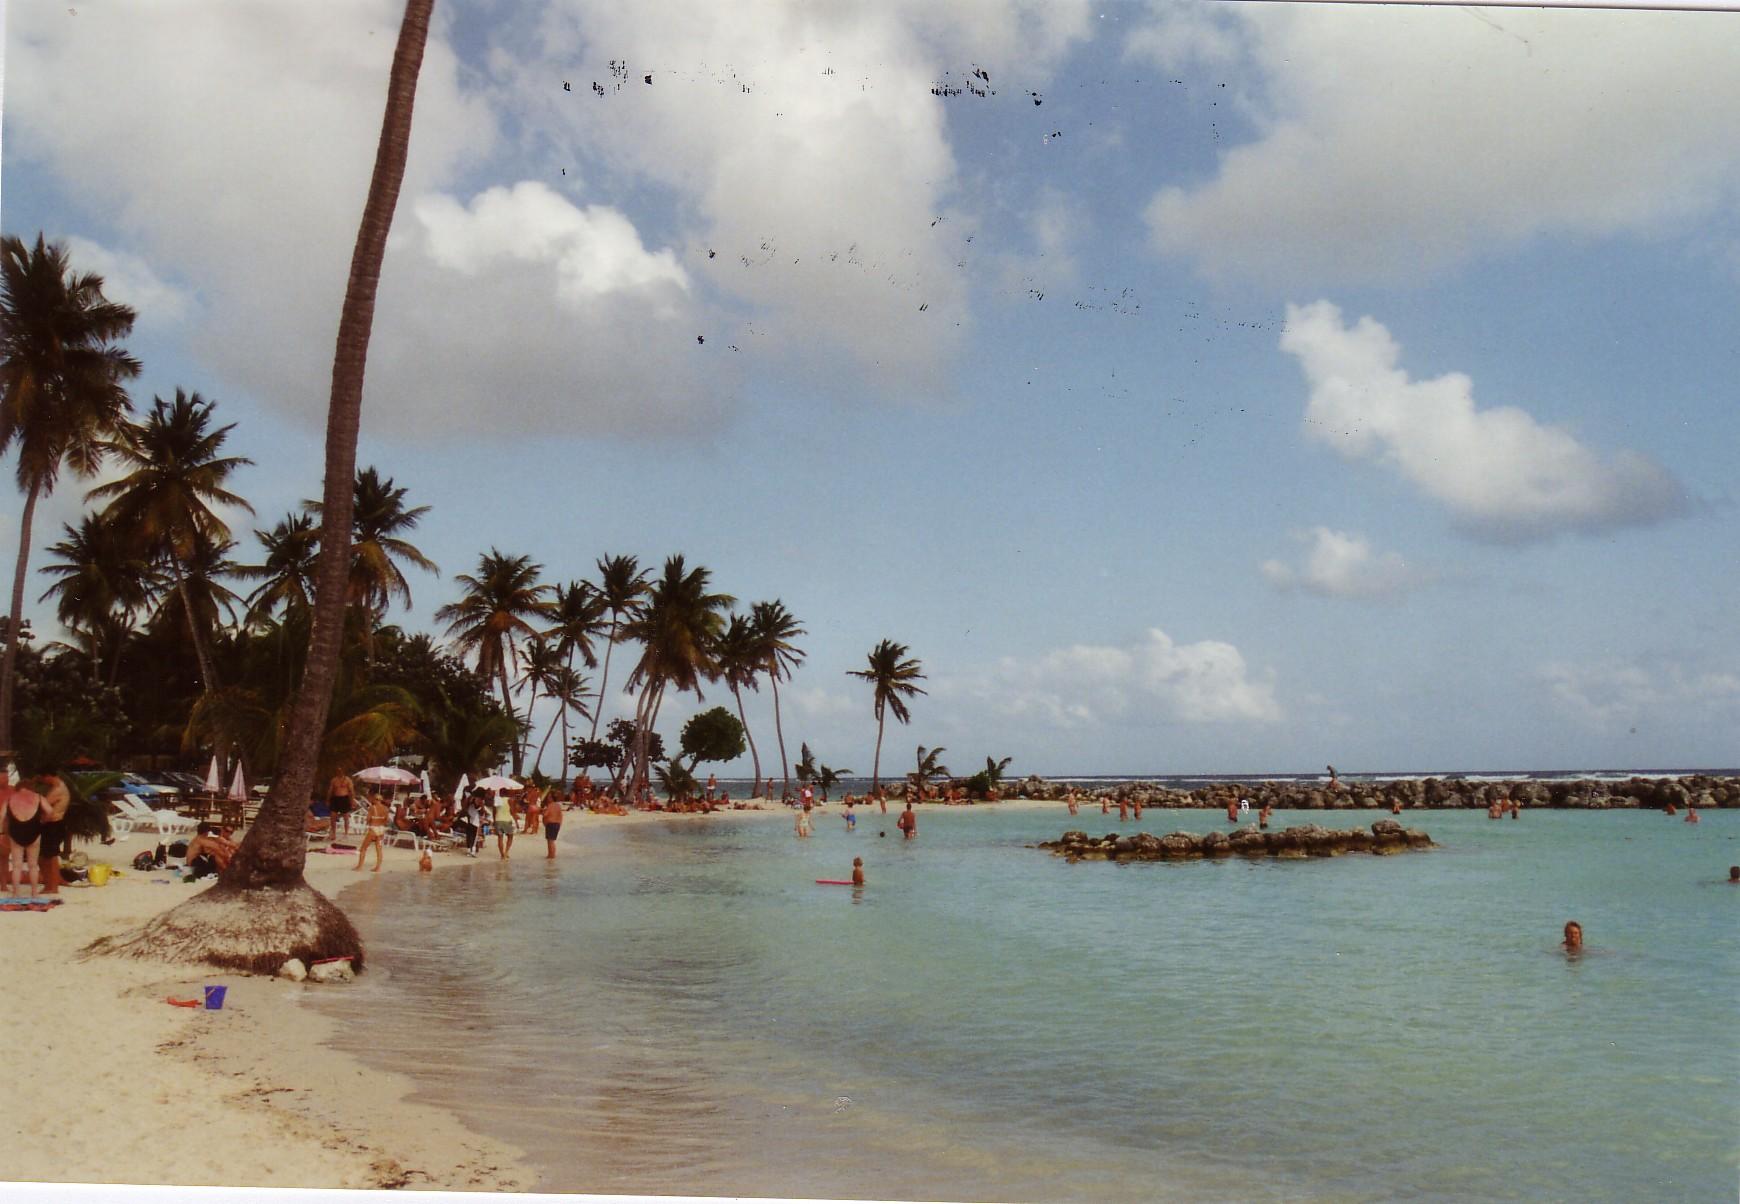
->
[851, 856, 865, 887]
[327, 771, 357, 837]
[1562, 921, 1583, 953]
[352, 792, 391, 872]
[1066, 789, 1079, 816]
[185, 823, 238, 879]
[541, 790, 564, 859]
[897, 802, 916, 840]
[35, 773, 71, 894]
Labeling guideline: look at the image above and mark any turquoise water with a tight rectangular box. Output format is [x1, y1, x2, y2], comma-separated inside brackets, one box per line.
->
[326, 806, 1738, 1200]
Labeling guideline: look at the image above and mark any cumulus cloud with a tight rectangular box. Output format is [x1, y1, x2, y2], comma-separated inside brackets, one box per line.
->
[1260, 527, 1430, 600]
[938, 627, 1281, 728]
[1541, 660, 1740, 727]
[365, 182, 726, 439]
[499, 0, 1094, 396]
[1136, 4, 1740, 285]
[1280, 301, 1688, 542]
[62, 237, 195, 328]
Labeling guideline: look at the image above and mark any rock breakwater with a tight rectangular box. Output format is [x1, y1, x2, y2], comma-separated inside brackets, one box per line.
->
[1039, 819, 1435, 861]
[1006, 774, 1737, 810]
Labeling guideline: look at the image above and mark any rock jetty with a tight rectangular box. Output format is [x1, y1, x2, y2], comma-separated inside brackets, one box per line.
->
[1039, 819, 1435, 861]
[1004, 774, 1737, 810]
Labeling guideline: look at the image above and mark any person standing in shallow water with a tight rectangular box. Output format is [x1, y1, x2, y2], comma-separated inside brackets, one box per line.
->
[542, 790, 564, 859]
[493, 791, 515, 859]
[897, 802, 916, 839]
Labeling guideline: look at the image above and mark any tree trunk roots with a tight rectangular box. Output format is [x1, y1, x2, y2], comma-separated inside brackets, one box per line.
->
[83, 879, 364, 975]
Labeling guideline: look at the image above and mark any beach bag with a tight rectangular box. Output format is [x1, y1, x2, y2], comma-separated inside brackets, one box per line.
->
[133, 849, 158, 871]
[168, 839, 189, 858]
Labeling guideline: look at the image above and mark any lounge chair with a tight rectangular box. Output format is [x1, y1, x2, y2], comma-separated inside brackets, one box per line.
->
[114, 796, 198, 840]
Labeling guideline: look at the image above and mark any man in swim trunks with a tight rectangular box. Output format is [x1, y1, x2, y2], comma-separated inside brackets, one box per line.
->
[897, 802, 916, 839]
[34, 772, 70, 894]
[542, 791, 564, 859]
[352, 793, 390, 872]
[844, 800, 856, 831]
[327, 772, 356, 837]
[185, 823, 238, 880]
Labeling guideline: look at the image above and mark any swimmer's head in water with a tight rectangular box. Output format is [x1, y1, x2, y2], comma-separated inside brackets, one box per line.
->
[1730, 866, 1739, 881]
[1563, 921, 1583, 950]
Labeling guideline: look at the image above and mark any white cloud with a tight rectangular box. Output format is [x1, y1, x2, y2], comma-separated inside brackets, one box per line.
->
[1261, 526, 1430, 600]
[1541, 660, 1740, 727]
[938, 627, 1282, 728]
[62, 237, 195, 328]
[499, 0, 1094, 397]
[1280, 301, 1688, 542]
[1137, 5, 1740, 285]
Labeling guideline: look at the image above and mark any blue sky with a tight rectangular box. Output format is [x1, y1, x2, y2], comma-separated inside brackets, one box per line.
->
[3, 1, 1737, 776]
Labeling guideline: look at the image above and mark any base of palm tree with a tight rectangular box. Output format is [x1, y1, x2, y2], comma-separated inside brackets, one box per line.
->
[82, 879, 363, 975]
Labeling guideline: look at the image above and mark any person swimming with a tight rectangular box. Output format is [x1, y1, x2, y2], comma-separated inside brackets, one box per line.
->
[1562, 921, 1583, 953]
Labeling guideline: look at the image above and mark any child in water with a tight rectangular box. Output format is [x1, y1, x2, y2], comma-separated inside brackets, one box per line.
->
[852, 856, 865, 886]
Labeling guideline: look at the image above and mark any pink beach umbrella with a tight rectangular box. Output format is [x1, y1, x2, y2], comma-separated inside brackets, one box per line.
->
[204, 755, 222, 793]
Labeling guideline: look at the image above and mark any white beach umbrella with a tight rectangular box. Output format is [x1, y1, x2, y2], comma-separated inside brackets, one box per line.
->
[355, 765, 419, 786]
[475, 774, 522, 792]
[227, 763, 247, 802]
[453, 772, 471, 804]
[204, 755, 222, 793]
[421, 769, 433, 798]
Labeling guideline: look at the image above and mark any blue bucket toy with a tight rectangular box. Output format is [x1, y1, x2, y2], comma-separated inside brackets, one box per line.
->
[203, 985, 227, 1010]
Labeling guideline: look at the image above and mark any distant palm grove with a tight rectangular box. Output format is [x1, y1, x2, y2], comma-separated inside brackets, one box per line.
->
[0, 232, 929, 801]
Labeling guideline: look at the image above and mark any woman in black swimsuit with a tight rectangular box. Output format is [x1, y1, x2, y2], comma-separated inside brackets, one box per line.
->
[4, 780, 47, 898]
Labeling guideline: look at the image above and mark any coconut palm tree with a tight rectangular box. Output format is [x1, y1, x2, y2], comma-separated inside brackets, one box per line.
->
[146, 535, 244, 663]
[750, 599, 805, 801]
[514, 635, 564, 770]
[435, 550, 552, 773]
[38, 511, 159, 683]
[532, 663, 591, 774]
[909, 744, 950, 795]
[815, 764, 851, 802]
[795, 741, 817, 786]
[714, 612, 764, 795]
[87, 0, 439, 972]
[87, 389, 253, 693]
[620, 556, 733, 794]
[0, 233, 140, 751]
[236, 511, 321, 627]
[846, 639, 926, 796]
[547, 580, 607, 768]
[589, 554, 649, 740]
[308, 466, 437, 658]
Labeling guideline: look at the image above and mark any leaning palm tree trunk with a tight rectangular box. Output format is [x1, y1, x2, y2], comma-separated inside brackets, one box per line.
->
[590, 617, 618, 741]
[0, 478, 41, 751]
[730, 682, 761, 797]
[771, 673, 789, 800]
[169, 559, 219, 692]
[87, 0, 434, 973]
[870, 708, 885, 796]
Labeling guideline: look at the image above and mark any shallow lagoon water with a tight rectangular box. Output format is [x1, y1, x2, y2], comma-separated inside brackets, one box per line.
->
[327, 806, 1738, 1200]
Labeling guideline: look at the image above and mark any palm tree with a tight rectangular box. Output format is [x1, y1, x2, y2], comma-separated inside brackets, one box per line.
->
[87, 389, 253, 693]
[589, 554, 649, 739]
[909, 744, 950, 796]
[715, 613, 765, 795]
[982, 755, 1013, 793]
[751, 599, 805, 800]
[308, 466, 437, 658]
[236, 511, 321, 627]
[88, 0, 439, 972]
[0, 233, 139, 751]
[547, 580, 607, 770]
[532, 663, 591, 774]
[435, 550, 552, 774]
[815, 763, 851, 802]
[620, 555, 733, 794]
[846, 639, 926, 796]
[795, 741, 817, 785]
[515, 635, 564, 770]
[146, 535, 244, 663]
[38, 511, 158, 683]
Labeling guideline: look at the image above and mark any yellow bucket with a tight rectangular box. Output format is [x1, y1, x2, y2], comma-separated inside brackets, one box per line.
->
[88, 863, 112, 887]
